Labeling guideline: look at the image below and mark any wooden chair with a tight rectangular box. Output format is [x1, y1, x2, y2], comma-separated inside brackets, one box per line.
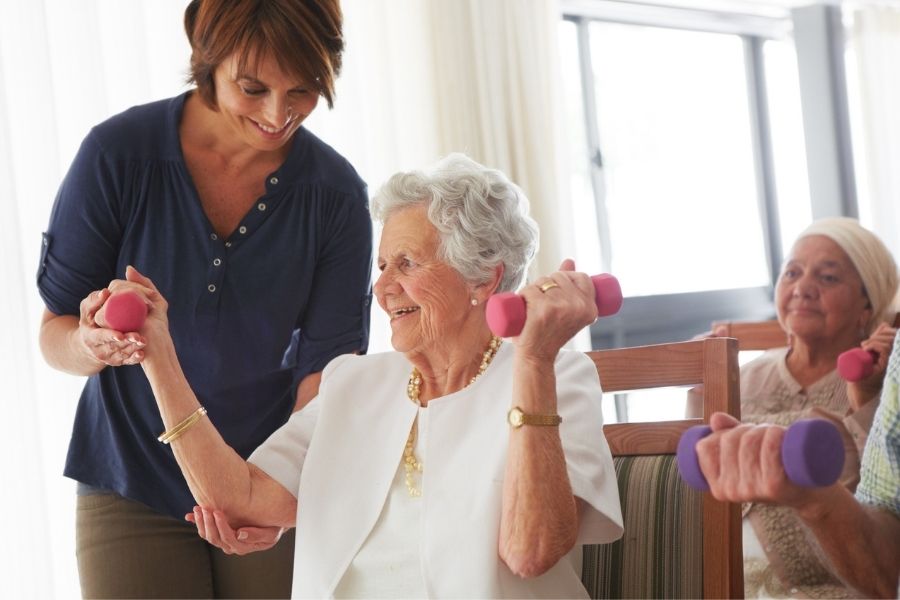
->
[580, 337, 743, 599]
[713, 312, 900, 352]
[711, 319, 787, 351]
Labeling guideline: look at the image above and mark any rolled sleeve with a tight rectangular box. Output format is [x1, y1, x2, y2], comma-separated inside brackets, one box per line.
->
[249, 355, 351, 496]
[37, 132, 122, 316]
[248, 398, 320, 497]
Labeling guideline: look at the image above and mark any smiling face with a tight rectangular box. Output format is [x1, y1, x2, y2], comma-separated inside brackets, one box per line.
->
[776, 235, 872, 349]
[212, 50, 318, 152]
[373, 205, 477, 356]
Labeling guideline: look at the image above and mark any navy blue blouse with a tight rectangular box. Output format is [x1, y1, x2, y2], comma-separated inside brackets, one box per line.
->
[38, 93, 372, 518]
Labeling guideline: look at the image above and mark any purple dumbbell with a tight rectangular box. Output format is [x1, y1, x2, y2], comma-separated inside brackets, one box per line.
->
[676, 418, 845, 491]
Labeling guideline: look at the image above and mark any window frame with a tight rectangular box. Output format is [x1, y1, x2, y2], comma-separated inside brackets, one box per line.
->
[559, 1, 857, 421]
[559, 1, 855, 349]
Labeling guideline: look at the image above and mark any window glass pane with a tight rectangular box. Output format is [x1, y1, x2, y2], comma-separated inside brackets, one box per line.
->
[588, 22, 769, 297]
[611, 350, 761, 424]
[843, 37, 873, 230]
[765, 39, 812, 255]
[601, 394, 618, 424]
[559, 20, 605, 276]
[622, 388, 690, 423]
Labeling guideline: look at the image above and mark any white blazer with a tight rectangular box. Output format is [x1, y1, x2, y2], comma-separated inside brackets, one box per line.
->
[250, 343, 624, 598]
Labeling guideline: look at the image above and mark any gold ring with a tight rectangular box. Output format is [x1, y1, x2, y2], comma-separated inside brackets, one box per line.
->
[539, 281, 559, 293]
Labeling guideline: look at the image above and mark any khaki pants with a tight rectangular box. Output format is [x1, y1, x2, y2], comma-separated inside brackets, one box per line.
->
[76, 493, 294, 599]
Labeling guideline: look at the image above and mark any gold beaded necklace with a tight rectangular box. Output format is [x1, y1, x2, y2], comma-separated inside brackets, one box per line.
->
[404, 335, 502, 497]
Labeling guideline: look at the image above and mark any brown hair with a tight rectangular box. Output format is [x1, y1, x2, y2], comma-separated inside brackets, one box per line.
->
[184, 0, 343, 109]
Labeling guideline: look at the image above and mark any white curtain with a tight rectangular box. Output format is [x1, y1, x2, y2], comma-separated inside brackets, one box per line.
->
[1, 2, 192, 596]
[426, 0, 576, 279]
[0, 31, 54, 599]
[851, 4, 900, 261]
[314, 0, 575, 281]
[1, 0, 573, 596]
[321, 0, 580, 351]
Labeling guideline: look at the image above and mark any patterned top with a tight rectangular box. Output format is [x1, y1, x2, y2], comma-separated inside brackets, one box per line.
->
[856, 330, 900, 514]
[740, 348, 878, 599]
[744, 349, 851, 427]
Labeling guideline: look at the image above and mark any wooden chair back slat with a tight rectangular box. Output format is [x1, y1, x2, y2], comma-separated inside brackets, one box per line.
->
[711, 312, 900, 352]
[586, 337, 743, 598]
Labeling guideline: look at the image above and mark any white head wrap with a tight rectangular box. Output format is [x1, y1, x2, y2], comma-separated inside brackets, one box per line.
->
[793, 217, 899, 334]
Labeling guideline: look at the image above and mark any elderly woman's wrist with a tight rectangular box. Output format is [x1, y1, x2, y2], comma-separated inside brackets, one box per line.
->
[513, 348, 558, 370]
[847, 385, 879, 412]
[511, 358, 559, 414]
[141, 338, 180, 373]
[793, 485, 843, 523]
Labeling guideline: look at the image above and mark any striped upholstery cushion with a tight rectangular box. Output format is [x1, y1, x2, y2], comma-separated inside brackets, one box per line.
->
[582, 455, 703, 598]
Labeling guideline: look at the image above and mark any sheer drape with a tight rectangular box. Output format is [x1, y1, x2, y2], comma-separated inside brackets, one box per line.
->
[0, 32, 54, 600]
[425, 0, 576, 279]
[851, 4, 900, 261]
[1, 1, 572, 595]
[313, 0, 575, 280]
[1, 2, 191, 596]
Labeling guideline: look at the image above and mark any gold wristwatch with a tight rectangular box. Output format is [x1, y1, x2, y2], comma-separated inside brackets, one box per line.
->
[507, 406, 562, 428]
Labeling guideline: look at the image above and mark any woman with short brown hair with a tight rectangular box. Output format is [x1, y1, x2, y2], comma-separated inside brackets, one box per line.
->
[37, 1, 370, 597]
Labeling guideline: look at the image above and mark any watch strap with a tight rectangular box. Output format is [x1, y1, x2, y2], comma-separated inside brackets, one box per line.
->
[521, 413, 563, 426]
[508, 406, 562, 428]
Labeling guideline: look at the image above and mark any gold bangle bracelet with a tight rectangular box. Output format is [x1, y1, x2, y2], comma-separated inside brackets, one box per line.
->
[161, 414, 202, 444]
[158, 406, 207, 445]
[159, 407, 207, 444]
[159, 407, 206, 444]
[162, 419, 199, 444]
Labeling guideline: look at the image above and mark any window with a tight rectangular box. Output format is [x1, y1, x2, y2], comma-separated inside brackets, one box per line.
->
[560, 3, 812, 421]
[765, 39, 813, 253]
[577, 21, 770, 296]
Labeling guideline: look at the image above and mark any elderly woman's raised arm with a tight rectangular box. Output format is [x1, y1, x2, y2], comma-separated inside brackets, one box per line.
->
[499, 260, 600, 577]
[500, 353, 580, 577]
[846, 322, 897, 413]
[125, 267, 297, 529]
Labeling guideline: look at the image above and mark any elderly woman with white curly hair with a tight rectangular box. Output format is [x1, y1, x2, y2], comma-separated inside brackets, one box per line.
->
[110, 153, 624, 598]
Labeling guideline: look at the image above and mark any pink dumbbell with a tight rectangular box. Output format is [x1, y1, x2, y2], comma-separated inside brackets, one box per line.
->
[676, 418, 845, 491]
[95, 291, 148, 332]
[837, 348, 877, 382]
[485, 273, 623, 337]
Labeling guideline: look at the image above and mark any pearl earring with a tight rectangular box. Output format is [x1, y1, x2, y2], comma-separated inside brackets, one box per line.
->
[471, 298, 478, 306]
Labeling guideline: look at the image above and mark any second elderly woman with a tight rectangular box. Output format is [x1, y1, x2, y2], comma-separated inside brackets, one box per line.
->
[722, 218, 898, 598]
[115, 153, 624, 598]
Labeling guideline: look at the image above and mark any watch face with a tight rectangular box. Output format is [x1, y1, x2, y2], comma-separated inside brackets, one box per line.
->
[508, 407, 524, 427]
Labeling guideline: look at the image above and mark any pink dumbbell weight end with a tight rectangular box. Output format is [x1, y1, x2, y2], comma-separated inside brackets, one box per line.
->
[837, 348, 877, 382]
[676, 418, 845, 491]
[95, 291, 148, 332]
[485, 273, 623, 338]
